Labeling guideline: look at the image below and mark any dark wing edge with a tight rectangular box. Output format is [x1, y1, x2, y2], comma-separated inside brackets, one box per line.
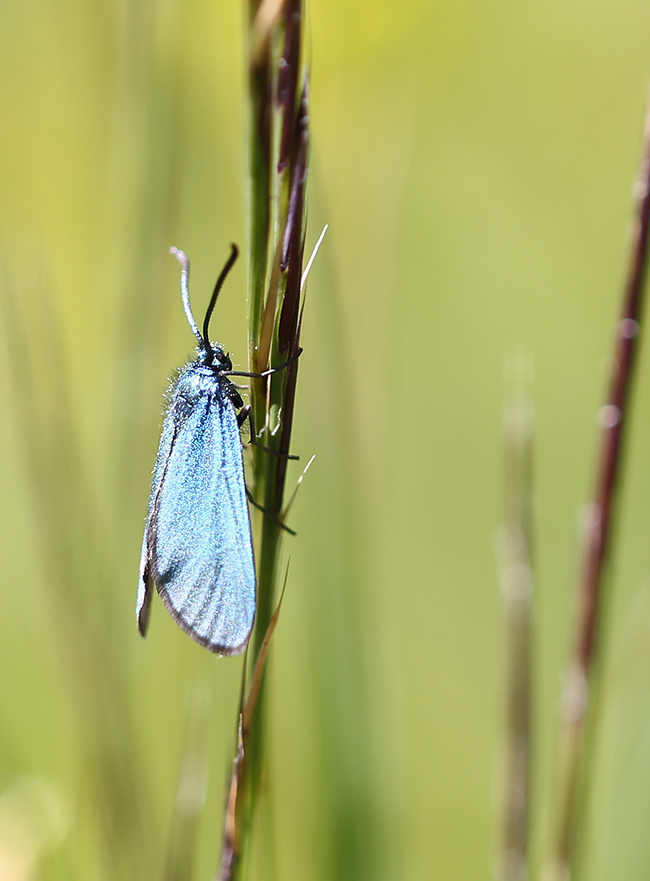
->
[154, 582, 253, 656]
[135, 410, 178, 639]
[136, 546, 154, 636]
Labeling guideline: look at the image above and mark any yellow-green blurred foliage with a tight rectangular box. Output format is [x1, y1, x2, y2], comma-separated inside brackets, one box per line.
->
[2, 1, 650, 879]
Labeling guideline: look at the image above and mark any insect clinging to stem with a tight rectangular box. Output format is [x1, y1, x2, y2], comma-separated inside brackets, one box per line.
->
[136, 244, 297, 655]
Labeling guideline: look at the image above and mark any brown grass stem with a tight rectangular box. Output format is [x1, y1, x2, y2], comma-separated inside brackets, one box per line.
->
[545, 96, 650, 881]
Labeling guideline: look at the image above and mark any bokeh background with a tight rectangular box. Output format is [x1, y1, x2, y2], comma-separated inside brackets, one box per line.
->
[2, 1, 650, 879]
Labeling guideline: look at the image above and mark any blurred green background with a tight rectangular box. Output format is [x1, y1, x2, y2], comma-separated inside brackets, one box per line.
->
[2, 1, 650, 879]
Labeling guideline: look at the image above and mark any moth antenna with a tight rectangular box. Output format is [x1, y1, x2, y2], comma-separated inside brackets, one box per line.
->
[170, 247, 204, 349]
[203, 244, 239, 351]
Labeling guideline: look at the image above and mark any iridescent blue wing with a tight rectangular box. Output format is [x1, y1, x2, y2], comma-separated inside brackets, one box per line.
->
[137, 370, 256, 655]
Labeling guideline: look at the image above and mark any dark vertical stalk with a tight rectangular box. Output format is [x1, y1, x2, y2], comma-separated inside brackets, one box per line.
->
[546, 99, 650, 881]
[498, 354, 534, 881]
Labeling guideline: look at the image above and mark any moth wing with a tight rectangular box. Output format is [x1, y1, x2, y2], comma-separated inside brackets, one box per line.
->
[147, 392, 256, 655]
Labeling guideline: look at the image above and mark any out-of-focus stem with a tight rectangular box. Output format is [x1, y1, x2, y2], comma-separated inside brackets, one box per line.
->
[497, 353, 534, 881]
[545, 98, 650, 881]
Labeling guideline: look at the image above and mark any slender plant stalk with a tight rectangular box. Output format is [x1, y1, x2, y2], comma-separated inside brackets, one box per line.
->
[164, 677, 211, 881]
[497, 353, 534, 881]
[217, 1, 308, 878]
[545, 99, 650, 881]
[1, 263, 152, 881]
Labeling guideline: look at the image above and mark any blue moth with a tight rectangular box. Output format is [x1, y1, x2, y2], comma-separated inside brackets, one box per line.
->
[137, 245, 256, 655]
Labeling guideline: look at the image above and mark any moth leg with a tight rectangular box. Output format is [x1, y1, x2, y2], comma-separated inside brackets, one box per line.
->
[245, 488, 297, 536]
[237, 405, 299, 460]
[225, 347, 303, 380]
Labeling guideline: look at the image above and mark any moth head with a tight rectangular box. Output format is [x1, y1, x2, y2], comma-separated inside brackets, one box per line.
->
[204, 345, 233, 373]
